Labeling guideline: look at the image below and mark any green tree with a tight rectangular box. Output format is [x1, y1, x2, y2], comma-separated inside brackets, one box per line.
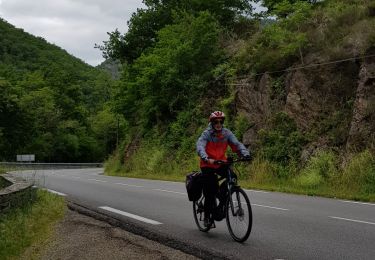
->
[0, 18, 117, 162]
[97, 0, 253, 64]
[0, 78, 25, 160]
[115, 11, 222, 128]
[258, 0, 318, 17]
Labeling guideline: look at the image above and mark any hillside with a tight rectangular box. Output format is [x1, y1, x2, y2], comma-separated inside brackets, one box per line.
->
[102, 0, 374, 201]
[234, 0, 375, 160]
[0, 18, 122, 162]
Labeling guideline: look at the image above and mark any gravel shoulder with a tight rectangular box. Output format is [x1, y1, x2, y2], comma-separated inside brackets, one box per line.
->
[22, 209, 199, 260]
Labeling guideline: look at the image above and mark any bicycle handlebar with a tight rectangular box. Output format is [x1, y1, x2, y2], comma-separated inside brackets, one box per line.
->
[213, 157, 251, 165]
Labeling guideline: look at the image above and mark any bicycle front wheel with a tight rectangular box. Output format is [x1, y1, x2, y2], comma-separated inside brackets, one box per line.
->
[226, 188, 252, 242]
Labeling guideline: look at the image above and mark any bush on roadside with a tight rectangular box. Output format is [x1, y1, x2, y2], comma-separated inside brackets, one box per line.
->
[258, 112, 307, 169]
[296, 150, 338, 188]
[342, 150, 375, 194]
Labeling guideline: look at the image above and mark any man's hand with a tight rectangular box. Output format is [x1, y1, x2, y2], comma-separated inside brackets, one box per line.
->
[203, 157, 215, 164]
[207, 159, 215, 164]
[242, 154, 252, 161]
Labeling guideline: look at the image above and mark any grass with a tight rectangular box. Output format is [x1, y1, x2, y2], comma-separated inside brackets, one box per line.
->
[105, 147, 375, 202]
[105, 144, 199, 182]
[0, 189, 66, 260]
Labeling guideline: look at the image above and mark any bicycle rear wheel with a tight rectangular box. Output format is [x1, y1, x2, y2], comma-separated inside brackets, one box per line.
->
[193, 196, 211, 232]
[226, 188, 252, 242]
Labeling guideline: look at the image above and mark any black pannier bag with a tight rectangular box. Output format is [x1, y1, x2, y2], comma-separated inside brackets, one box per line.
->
[185, 171, 202, 201]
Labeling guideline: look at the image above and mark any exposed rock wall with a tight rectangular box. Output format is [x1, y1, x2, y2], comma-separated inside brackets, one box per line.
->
[346, 57, 375, 154]
[234, 59, 375, 160]
[235, 73, 273, 147]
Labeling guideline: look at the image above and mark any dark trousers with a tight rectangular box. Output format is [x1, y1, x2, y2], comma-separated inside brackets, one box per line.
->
[200, 166, 229, 218]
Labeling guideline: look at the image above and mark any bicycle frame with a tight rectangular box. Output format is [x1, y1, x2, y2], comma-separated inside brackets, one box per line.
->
[225, 165, 242, 217]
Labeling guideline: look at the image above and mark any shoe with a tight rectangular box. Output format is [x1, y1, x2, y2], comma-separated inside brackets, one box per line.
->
[204, 217, 212, 228]
[213, 205, 225, 221]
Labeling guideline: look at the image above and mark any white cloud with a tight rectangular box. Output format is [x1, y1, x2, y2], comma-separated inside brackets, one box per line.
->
[0, 0, 144, 66]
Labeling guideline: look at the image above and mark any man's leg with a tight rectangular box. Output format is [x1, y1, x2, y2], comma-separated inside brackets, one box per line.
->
[200, 168, 219, 226]
[216, 167, 238, 213]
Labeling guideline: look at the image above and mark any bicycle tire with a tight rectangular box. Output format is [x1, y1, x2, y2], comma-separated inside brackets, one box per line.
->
[193, 196, 211, 232]
[225, 188, 252, 242]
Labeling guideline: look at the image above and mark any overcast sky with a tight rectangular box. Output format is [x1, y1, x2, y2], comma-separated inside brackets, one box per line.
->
[0, 0, 144, 66]
[0, 1, 264, 67]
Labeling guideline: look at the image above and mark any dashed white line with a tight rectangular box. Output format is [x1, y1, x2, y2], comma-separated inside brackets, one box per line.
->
[329, 216, 375, 226]
[153, 189, 185, 195]
[99, 206, 162, 225]
[88, 179, 107, 183]
[115, 183, 143, 188]
[339, 200, 375, 206]
[252, 203, 289, 211]
[46, 189, 67, 196]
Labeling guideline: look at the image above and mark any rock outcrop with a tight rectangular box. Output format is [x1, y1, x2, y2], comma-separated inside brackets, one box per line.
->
[346, 56, 375, 154]
[234, 58, 375, 160]
[235, 73, 273, 147]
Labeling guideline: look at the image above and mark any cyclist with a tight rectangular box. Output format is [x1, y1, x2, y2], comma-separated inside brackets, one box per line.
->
[196, 111, 251, 227]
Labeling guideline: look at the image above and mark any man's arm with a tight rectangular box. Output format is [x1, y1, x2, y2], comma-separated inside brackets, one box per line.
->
[196, 131, 209, 161]
[227, 129, 250, 157]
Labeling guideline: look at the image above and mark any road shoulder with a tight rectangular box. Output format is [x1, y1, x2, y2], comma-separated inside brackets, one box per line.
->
[22, 208, 198, 260]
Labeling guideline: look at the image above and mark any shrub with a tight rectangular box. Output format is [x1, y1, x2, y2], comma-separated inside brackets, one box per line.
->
[234, 113, 252, 141]
[343, 150, 375, 194]
[258, 112, 307, 167]
[297, 150, 338, 188]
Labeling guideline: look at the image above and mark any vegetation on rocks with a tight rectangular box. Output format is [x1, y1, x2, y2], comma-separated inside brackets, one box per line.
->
[103, 0, 375, 201]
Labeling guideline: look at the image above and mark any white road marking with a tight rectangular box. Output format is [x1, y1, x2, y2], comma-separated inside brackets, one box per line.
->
[329, 216, 375, 226]
[46, 189, 67, 196]
[115, 183, 144, 188]
[153, 189, 186, 195]
[71, 176, 81, 179]
[252, 203, 289, 211]
[88, 179, 107, 183]
[339, 200, 375, 206]
[246, 189, 269, 194]
[99, 206, 162, 225]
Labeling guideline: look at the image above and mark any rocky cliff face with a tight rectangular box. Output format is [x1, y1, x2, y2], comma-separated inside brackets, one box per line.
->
[235, 58, 374, 160]
[346, 56, 375, 154]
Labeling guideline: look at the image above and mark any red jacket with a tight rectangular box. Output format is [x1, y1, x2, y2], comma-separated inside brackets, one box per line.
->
[196, 124, 250, 169]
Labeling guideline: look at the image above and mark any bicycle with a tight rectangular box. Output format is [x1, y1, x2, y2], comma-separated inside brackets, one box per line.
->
[192, 158, 252, 242]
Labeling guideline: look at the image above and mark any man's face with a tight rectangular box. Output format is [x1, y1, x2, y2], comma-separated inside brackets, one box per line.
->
[212, 119, 224, 131]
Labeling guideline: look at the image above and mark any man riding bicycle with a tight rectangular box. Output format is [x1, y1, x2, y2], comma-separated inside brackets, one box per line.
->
[196, 111, 251, 227]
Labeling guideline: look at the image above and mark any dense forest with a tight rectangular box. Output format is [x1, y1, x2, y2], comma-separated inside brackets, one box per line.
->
[0, 18, 124, 162]
[1, 0, 374, 198]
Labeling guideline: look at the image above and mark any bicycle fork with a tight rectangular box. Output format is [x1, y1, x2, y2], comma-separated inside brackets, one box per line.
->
[228, 186, 246, 220]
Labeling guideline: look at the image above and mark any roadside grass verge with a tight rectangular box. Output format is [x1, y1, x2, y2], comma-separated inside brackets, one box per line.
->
[0, 189, 66, 260]
[105, 145, 198, 182]
[105, 148, 375, 202]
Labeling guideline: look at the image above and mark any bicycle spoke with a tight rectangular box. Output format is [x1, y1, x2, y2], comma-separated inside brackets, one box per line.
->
[226, 189, 252, 242]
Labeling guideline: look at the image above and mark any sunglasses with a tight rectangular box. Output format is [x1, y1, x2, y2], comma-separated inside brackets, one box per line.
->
[213, 120, 224, 125]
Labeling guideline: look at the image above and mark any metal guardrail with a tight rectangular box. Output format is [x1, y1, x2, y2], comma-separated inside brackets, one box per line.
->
[0, 174, 35, 213]
[0, 162, 103, 212]
[0, 162, 103, 170]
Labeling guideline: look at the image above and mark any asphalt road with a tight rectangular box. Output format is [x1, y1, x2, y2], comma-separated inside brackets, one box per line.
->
[15, 168, 375, 260]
